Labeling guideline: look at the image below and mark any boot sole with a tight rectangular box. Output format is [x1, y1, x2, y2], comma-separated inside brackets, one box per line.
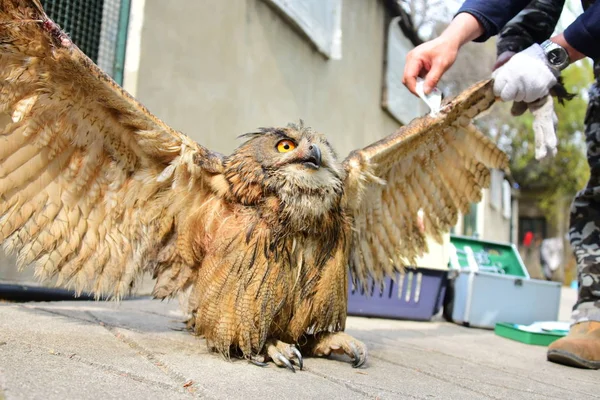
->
[547, 349, 600, 369]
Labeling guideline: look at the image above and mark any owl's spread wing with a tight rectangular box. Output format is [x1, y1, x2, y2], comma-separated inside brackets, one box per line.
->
[0, 0, 223, 298]
[343, 79, 508, 288]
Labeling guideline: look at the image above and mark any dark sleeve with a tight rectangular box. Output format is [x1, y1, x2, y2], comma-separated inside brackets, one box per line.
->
[456, 0, 536, 42]
[564, 1, 600, 60]
[496, 0, 566, 56]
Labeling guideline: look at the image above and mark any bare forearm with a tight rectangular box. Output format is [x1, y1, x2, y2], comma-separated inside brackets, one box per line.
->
[439, 13, 485, 48]
[550, 33, 586, 64]
[402, 13, 485, 94]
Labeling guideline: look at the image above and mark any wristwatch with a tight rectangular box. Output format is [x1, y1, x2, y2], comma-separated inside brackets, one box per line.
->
[541, 40, 570, 71]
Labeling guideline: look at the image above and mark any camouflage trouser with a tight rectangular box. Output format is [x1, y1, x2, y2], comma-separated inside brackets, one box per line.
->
[569, 60, 600, 324]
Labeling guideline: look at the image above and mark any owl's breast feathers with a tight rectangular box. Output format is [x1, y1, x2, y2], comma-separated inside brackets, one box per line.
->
[182, 183, 351, 356]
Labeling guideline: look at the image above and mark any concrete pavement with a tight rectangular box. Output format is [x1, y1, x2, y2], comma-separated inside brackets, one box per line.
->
[0, 287, 597, 400]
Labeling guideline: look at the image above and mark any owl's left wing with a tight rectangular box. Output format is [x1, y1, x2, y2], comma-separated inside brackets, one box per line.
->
[342, 79, 508, 288]
[0, 0, 225, 300]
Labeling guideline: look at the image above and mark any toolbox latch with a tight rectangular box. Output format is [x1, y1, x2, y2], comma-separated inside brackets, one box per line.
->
[514, 279, 523, 287]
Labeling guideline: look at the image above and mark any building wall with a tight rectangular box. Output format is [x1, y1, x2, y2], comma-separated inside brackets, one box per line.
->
[480, 190, 515, 244]
[129, 0, 400, 157]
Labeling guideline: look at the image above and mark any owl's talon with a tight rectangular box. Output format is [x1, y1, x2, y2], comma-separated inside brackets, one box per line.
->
[275, 353, 295, 372]
[263, 339, 304, 371]
[304, 332, 368, 368]
[350, 342, 366, 367]
[290, 346, 303, 370]
[350, 343, 360, 367]
[250, 359, 268, 367]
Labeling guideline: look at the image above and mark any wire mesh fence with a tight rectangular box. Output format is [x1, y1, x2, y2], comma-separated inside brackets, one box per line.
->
[40, 0, 126, 80]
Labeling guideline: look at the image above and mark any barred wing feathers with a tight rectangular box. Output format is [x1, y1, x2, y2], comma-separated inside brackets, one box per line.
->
[0, 0, 223, 299]
[343, 79, 508, 288]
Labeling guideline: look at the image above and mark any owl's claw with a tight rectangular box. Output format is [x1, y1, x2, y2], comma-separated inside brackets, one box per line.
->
[264, 339, 304, 372]
[249, 356, 268, 367]
[349, 342, 366, 368]
[305, 332, 368, 368]
[290, 346, 304, 370]
[275, 353, 295, 372]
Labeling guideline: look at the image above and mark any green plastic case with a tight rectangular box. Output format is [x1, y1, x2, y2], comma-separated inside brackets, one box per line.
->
[494, 322, 567, 346]
[450, 235, 528, 277]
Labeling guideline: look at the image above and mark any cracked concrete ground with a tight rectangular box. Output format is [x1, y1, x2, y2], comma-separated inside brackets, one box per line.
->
[0, 287, 597, 399]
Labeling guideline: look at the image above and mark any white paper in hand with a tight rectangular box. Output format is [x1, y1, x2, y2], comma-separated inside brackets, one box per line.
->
[415, 77, 442, 116]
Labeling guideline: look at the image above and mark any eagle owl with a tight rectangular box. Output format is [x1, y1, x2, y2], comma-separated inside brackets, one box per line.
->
[0, 0, 507, 370]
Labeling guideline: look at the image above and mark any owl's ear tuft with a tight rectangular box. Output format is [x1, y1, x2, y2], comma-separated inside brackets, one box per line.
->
[287, 119, 305, 130]
[237, 131, 263, 141]
[286, 119, 311, 133]
[237, 127, 289, 142]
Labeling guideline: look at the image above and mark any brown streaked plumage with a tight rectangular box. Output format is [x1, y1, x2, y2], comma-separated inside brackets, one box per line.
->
[0, 0, 508, 370]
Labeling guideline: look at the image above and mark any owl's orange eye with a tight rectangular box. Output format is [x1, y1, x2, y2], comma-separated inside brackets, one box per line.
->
[276, 139, 296, 153]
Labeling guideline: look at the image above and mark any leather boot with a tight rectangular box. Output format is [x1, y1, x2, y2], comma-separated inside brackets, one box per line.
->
[547, 321, 600, 369]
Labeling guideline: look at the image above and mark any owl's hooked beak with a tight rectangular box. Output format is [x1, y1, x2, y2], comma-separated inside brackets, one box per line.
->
[302, 144, 322, 170]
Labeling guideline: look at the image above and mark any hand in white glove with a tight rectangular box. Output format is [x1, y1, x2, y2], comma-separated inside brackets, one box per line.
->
[492, 43, 557, 103]
[492, 46, 559, 160]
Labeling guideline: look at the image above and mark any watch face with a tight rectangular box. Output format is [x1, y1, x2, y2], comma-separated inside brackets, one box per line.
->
[547, 48, 568, 67]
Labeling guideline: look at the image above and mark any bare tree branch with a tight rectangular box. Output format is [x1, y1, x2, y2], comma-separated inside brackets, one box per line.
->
[384, 0, 424, 46]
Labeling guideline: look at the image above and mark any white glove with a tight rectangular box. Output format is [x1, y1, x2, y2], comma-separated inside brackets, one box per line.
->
[529, 95, 558, 160]
[492, 43, 557, 103]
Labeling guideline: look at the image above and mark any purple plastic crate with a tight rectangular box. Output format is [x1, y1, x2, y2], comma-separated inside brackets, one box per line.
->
[347, 267, 448, 321]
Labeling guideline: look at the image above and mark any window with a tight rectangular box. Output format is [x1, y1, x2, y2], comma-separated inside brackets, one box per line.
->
[263, 0, 342, 59]
[41, 0, 130, 84]
[462, 203, 479, 238]
[502, 179, 512, 219]
[381, 17, 427, 124]
[489, 169, 503, 210]
[42, 0, 103, 61]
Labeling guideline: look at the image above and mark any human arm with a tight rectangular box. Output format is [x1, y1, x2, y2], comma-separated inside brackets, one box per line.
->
[549, 33, 586, 64]
[457, 0, 543, 43]
[490, 1, 593, 160]
[494, 0, 566, 58]
[402, 13, 484, 95]
[562, 1, 600, 60]
[492, 0, 597, 75]
[494, 0, 597, 66]
[402, 0, 531, 95]
[492, 2, 595, 103]
[402, 0, 599, 96]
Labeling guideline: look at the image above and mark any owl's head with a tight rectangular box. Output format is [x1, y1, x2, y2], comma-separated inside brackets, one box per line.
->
[223, 122, 345, 226]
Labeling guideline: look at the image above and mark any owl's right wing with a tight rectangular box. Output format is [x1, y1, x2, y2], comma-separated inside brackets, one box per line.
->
[0, 0, 224, 299]
[342, 80, 509, 289]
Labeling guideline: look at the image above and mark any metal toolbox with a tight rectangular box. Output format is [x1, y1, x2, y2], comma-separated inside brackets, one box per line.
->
[443, 235, 562, 328]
